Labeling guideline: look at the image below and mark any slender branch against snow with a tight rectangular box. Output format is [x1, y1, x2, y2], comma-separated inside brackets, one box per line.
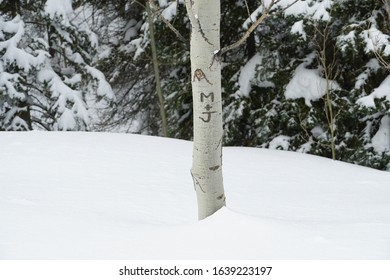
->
[148, 0, 188, 45]
[215, 0, 299, 58]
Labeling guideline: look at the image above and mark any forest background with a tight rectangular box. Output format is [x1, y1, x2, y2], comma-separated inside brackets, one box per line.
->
[1, 0, 390, 170]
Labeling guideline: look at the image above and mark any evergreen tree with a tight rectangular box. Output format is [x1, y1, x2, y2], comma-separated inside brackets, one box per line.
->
[86, 0, 192, 137]
[224, 0, 390, 170]
[0, 9, 46, 130]
[0, 0, 113, 131]
[89, 0, 255, 139]
[4, 0, 388, 170]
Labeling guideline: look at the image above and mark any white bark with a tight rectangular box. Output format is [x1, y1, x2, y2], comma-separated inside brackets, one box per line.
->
[185, 0, 226, 220]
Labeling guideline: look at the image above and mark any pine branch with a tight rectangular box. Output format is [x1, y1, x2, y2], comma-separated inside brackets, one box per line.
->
[369, 3, 390, 72]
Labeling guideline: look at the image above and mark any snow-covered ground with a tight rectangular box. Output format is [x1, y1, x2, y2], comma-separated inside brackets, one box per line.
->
[1, 132, 389, 259]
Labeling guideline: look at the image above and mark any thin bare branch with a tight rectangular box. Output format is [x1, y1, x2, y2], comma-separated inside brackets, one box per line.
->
[373, 46, 390, 72]
[215, 0, 275, 57]
[215, 0, 299, 58]
[148, 0, 188, 44]
[368, 5, 390, 73]
[131, 0, 146, 9]
[282, 0, 300, 13]
[244, 0, 253, 22]
[383, 0, 390, 20]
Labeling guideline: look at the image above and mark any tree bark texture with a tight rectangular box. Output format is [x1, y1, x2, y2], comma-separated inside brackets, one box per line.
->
[185, 0, 226, 220]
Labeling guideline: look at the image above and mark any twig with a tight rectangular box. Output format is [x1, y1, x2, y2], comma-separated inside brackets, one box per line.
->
[244, 0, 253, 22]
[148, 0, 188, 45]
[383, 0, 390, 20]
[368, 6, 390, 73]
[215, 3, 273, 57]
[214, 0, 299, 58]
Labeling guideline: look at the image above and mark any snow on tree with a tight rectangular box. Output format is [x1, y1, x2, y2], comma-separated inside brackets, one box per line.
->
[0, 0, 114, 131]
[0, 14, 46, 130]
[3, 0, 388, 171]
[86, 0, 192, 137]
[79, 0, 159, 133]
[224, 0, 390, 170]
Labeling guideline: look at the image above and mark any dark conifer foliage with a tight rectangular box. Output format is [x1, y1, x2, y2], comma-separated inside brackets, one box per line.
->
[1, 0, 113, 131]
[223, 0, 390, 170]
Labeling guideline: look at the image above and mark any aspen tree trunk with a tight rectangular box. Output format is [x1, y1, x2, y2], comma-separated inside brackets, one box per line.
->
[185, 0, 226, 220]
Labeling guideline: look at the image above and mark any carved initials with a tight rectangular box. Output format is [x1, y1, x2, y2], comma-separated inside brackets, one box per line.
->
[199, 92, 216, 122]
[199, 111, 217, 123]
[200, 92, 214, 103]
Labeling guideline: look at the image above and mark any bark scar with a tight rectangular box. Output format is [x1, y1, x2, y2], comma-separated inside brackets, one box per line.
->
[209, 165, 220, 171]
[186, 0, 212, 46]
[192, 68, 213, 85]
[190, 169, 206, 193]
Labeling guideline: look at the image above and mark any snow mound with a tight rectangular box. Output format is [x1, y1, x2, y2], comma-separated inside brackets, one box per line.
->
[0, 132, 389, 259]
